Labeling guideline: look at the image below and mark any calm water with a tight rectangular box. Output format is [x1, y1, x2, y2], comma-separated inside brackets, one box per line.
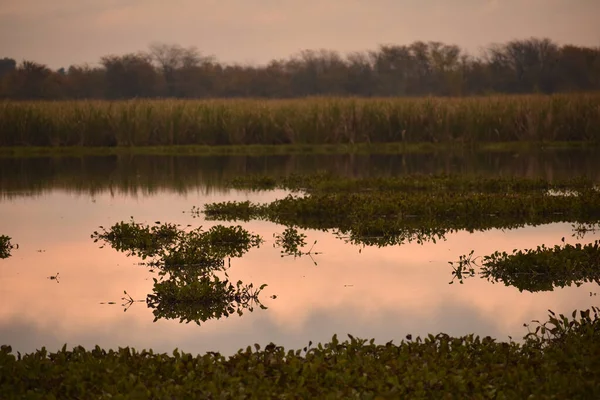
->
[1, 149, 599, 356]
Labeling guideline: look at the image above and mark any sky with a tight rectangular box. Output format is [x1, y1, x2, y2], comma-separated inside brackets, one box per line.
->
[0, 0, 599, 69]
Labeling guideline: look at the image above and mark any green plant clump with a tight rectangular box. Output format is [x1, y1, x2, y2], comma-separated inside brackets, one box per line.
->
[92, 219, 264, 269]
[147, 275, 267, 324]
[228, 172, 595, 194]
[273, 226, 307, 257]
[92, 220, 181, 259]
[92, 220, 267, 325]
[449, 239, 600, 292]
[482, 239, 600, 292]
[204, 188, 600, 247]
[1, 308, 599, 398]
[0, 235, 16, 259]
[205, 174, 600, 247]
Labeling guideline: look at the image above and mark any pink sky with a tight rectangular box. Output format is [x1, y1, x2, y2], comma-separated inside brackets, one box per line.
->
[1, 0, 599, 69]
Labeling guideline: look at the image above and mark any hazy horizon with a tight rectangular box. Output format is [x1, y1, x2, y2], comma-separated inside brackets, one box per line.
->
[1, 0, 599, 69]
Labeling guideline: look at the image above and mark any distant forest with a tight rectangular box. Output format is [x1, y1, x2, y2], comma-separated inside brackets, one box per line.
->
[1, 38, 599, 99]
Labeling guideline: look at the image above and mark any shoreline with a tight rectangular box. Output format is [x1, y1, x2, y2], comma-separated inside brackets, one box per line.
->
[0, 141, 596, 157]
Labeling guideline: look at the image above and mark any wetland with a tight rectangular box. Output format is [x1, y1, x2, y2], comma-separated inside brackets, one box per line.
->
[1, 147, 600, 397]
[3, 34, 600, 395]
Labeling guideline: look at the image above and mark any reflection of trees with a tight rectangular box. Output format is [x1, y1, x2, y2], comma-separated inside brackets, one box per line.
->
[3, 152, 600, 200]
[450, 240, 600, 292]
[92, 220, 267, 325]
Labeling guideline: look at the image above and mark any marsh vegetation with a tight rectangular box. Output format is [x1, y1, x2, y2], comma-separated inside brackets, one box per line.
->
[2, 152, 600, 397]
[1, 94, 599, 148]
[450, 238, 600, 292]
[203, 174, 600, 247]
[92, 221, 267, 325]
[0, 235, 15, 259]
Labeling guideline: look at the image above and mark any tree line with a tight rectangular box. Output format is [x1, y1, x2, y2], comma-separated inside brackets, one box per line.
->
[1, 38, 599, 99]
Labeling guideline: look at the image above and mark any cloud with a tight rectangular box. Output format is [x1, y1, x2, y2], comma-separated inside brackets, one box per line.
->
[0, 294, 506, 357]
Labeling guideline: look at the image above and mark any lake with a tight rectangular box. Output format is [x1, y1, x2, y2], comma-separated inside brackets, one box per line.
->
[1, 148, 599, 356]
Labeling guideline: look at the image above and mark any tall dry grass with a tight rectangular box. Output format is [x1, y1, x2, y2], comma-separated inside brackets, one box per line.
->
[0, 94, 598, 147]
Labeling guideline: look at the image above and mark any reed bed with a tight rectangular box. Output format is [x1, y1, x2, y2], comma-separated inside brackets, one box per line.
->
[1, 94, 599, 147]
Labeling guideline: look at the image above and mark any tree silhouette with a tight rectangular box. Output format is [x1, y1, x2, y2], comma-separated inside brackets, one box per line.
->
[1, 37, 599, 99]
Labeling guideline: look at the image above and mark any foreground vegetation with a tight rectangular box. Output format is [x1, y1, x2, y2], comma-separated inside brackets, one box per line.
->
[1, 307, 599, 398]
[1, 94, 600, 147]
[203, 174, 600, 247]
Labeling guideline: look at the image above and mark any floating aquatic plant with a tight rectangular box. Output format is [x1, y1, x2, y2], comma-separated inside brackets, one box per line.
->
[100, 291, 145, 312]
[147, 275, 267, 325]
[0, 235, 16, 259]
[571, 222, 600, 239]
[448, 250, 477, 285]
[450, 239, 600, 292]
[92, 220, 268, 325]
[228, 173, 596, 195]
[274, 226, 308, 256]
[204, 188, 600, 247]
[204, 174, 600, 247]
[92, 220, 263, 270]
[91, 219, 181, 259]
[273, 227, 322, 264]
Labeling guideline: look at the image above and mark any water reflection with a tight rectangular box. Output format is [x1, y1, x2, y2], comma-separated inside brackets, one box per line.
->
[204, 194, 600, 248]
[0, 189, 596, 356]
[572, 222, 600, 239]
[273, 227, 322, 264]
[450, 232, 600, 292]
[2, 149, 600, 198]
[1, 153, 599, 357]
[92, 220, 267, 325]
